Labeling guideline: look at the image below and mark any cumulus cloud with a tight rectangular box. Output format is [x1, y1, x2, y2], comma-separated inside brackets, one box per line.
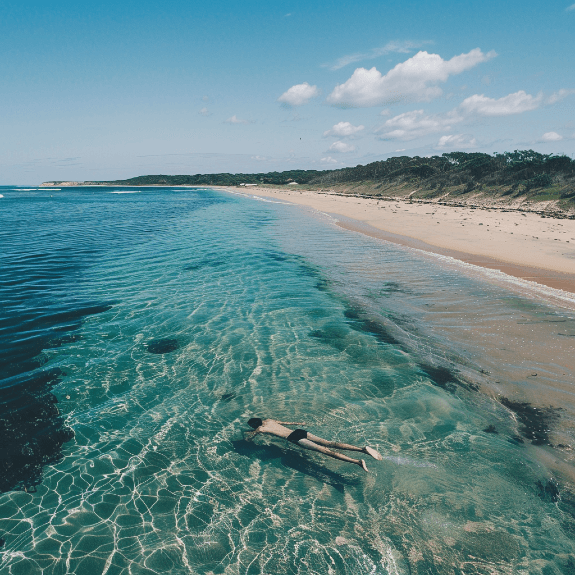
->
[437, 134, 477, 148]
[278, 82, 320, 106]
[459, 91, 543, 116]
[199, 107, 210, 116]
[323, 40, 429, 71]
[376, 85, 572, 144]
[541, 131, 563, 141]
[376, 109, 464, 140]
[225, 115, 250, 124]
[328, 141, 356, 153]
[320, 156, 338, 164]
[327, 48, 496, 107]
[323, 121, 364, 137]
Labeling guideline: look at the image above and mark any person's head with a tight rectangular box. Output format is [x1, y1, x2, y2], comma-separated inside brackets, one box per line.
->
[248, 417, 263, 429]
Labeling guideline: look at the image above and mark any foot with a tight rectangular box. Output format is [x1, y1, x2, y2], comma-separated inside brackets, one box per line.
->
[364, 446, 382, 460]
[360, 459, 369, 473]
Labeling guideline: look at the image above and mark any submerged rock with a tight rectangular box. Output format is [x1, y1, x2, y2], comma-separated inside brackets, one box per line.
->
[146, 338, 179, 354]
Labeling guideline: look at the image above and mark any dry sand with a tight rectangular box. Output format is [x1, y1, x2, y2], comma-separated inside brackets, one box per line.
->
[226, 186, 575, 294]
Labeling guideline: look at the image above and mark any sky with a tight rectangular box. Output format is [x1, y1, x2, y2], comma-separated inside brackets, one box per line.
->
[1, 0, 575, 184]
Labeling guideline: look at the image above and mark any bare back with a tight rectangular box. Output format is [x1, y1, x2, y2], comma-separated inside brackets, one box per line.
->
[257, 419, 296, 439]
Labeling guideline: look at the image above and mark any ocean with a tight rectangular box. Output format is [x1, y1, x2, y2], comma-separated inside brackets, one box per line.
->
[1, 185, 574, 574]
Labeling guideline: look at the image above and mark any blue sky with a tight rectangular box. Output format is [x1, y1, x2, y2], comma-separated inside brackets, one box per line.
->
[1, 0, 575, 183]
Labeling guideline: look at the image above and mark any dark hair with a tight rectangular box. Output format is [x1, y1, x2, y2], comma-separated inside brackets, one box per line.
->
[248, 417, 263, 429]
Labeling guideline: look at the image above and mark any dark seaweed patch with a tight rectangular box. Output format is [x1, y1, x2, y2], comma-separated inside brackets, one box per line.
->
[146, 339, 179, 354]
[483, 425, 498, 434]
[343, 308, 361, 320]
[507, 435, 525, 445]
[418, 362, 459, 392]
[343, 306, 401, 346]
[536, 478, 560, 502]
[355, 319, 401, 346]
[0, 300, 112, 493]
[499, 397, 559, 445]
[315, 279, 330, 291]
[0, 368, 75, 493]
[380, 281, 409, 296]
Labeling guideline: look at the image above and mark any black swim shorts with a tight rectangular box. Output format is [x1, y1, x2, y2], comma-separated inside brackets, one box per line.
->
[287, 428, 308, 443]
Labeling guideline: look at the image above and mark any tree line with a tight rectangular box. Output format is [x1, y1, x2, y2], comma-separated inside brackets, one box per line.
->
[103, 150, 575, 198]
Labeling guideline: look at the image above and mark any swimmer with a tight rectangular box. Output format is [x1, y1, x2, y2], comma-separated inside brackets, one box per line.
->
[246, 417, 382, 472]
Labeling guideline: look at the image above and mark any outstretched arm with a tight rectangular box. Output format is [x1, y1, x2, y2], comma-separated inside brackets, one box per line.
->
[244, 429, 262, 441]
[275, 421, 305, 426]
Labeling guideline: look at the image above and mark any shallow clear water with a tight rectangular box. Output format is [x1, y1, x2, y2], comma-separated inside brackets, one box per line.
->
[1, 186, 574, 574]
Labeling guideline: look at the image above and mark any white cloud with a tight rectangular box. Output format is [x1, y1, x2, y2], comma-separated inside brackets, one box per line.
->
[541, 131, 563, 142]
[320, 156, 338, 164]
[566, 3, 575, 11]
[199, 107, 210, 116]
[437, 134, 477, 148]
[380, 109, 391, 116]
[202, 95, 209, 102]
[225, 115, 250, 124]
[323, 40, 429, 71]
[459, 91, 543, 116]
[377, 109, 464, 140]
[546, 89, 575, 104]
[323, 121, 364, 137]
[278, 82, 320, 106]
[328, 141, 356, 153]
[327, 48, 496, 107]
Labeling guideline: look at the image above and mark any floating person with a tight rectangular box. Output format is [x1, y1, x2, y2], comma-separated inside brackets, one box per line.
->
[246, 417, 382, 472]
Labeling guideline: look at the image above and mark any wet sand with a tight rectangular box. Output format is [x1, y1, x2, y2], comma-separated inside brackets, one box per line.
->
[225, 187, 575, 294]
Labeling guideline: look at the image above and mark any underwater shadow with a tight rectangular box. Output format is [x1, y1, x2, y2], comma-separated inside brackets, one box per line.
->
[231, 439, 362, 493]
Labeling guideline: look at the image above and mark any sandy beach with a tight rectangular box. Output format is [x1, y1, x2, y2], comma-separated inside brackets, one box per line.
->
[226, 186, 575, 294]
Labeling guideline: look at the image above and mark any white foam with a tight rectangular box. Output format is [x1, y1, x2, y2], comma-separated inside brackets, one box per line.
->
[224, 189, 293, 205]
[109, 190, 141, 194]
[0, 194, 3, 198]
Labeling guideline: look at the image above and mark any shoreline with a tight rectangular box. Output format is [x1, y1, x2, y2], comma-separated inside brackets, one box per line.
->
[223, 186, 575, 295]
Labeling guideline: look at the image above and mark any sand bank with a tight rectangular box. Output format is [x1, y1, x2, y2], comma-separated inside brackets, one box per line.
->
[226, 186, 575, 294]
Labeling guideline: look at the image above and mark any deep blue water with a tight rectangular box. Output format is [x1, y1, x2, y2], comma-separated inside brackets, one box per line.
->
[1, 185, 575, 574]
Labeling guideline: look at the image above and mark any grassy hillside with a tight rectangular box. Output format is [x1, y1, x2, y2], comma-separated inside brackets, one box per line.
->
[307, 150, 575, 208]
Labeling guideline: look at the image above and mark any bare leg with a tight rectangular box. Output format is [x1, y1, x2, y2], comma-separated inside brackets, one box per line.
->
[306, 433, 382, 460]
[296, 438, 368, 472]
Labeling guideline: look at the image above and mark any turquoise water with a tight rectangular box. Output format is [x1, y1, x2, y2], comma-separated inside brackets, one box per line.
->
[1, 186, 574, 574]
